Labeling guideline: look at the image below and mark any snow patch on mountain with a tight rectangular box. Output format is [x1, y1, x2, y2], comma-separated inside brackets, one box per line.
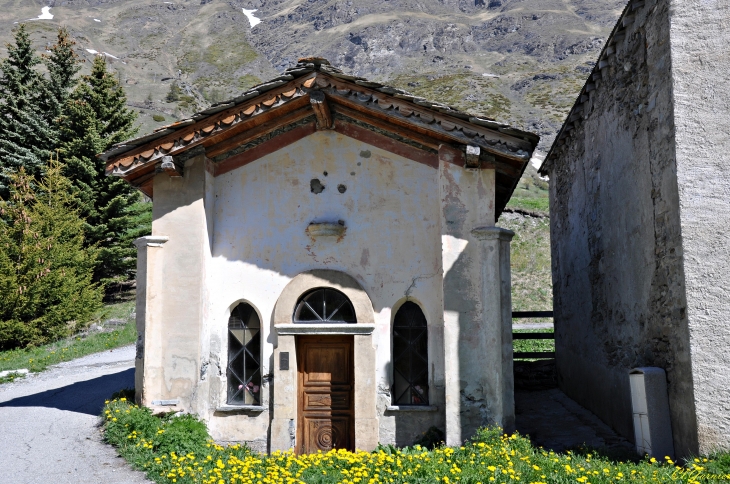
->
[242, 8, 261, 28]
[37, 6, 53, 20]
[86, 49, 125, 63]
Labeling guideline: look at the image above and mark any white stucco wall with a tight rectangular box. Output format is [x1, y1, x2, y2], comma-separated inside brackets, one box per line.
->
[205, 131, 447, 446]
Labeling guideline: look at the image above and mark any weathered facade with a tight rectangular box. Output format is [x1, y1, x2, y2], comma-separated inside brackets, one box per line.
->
[103, 59, 538, 453]
[540, 0, 730, 457]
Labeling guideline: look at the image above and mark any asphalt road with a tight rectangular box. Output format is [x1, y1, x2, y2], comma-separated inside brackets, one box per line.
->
[0, 345, 152, 484]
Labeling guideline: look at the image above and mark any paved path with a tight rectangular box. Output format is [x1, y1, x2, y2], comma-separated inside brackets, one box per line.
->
[515, 388, 635, 459]
[0, 345, 152, 484]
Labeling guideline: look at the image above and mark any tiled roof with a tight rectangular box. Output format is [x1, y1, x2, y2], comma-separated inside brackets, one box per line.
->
[101, 58, 540, 219]
[102, 58, 536, 163]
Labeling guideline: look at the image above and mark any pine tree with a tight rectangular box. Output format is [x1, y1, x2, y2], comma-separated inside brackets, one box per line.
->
[0, 157, 103, 350]
[60, 56, 146, 287]
[43, 28, 81, 122]
[165, 82, 182, 102]
[0, 25, 57, 197]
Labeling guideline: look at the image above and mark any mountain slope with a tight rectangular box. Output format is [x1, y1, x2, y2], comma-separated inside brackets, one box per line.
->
[2, 0, 625, 147]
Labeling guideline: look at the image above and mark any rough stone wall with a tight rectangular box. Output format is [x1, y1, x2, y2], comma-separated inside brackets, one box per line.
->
[546, 0, 698, 457]
[669, 0, 730, 453]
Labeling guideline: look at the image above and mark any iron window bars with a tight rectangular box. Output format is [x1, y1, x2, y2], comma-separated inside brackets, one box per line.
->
[227, 303, 262, 405]
[293, 287, 356, 323]
[392, 301, 429, 405]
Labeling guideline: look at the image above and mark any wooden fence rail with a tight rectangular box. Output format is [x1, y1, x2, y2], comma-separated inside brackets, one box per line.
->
[512, 310, 555, 359]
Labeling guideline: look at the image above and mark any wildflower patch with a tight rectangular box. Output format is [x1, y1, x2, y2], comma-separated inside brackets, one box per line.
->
[102, 398, 729, 484]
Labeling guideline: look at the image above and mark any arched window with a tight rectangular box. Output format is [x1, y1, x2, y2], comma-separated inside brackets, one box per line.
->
[392, 302, 429, 405]
[227, 303, 261, 405]
[293, 288, 356, 323]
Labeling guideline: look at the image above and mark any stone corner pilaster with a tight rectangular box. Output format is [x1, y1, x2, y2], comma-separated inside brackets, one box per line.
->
[471, 226, 515, 242]
[134, 235, 170, 248]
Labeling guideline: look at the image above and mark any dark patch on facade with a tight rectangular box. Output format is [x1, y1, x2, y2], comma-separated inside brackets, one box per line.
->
[338, 184, 347, 193]
[310, 179, 325, 194]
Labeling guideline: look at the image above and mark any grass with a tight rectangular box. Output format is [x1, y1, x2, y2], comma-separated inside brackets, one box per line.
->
[513, 328, 555, 357]
[500, 214, 552, 312]
[0, 371, 26, 384]
[506, 197, 549, 212]
[388, 71, 513, 121]
[102, 397, 730, 484]
[0, 300, 137, 377]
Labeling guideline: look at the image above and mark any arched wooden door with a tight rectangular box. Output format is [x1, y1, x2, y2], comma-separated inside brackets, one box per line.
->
[295, 288, 356, 454]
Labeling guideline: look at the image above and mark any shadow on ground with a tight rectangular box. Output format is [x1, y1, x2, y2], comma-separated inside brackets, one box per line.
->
[0, 368, 134, 416]
[514, 359, 636, 460]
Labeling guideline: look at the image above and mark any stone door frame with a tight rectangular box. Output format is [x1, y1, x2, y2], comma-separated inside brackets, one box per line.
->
[270, 270, 379, 452]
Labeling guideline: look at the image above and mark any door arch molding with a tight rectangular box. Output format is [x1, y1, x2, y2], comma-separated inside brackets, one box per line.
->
[270, 269, 378, 453]
[272, 270, 375, 327]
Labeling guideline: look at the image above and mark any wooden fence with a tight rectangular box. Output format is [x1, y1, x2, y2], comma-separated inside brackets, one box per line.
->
[512, 310, 555, 359]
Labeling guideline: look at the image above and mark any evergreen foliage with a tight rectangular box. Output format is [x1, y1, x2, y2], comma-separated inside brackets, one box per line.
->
[0, 25, 57, 196]
[43, 28, 81, 122]
[165, 82, 181, 102]
[60, 56, 146, 286]
[0, 158, 103, 350]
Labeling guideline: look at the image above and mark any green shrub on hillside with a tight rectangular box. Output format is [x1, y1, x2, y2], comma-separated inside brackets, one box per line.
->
[0, 159, 102, 350]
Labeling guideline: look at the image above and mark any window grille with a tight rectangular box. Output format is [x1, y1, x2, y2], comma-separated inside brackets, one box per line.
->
[227, 303, 261, 405]
[392, 302, 429, 405]
[293, 288, 356, 323]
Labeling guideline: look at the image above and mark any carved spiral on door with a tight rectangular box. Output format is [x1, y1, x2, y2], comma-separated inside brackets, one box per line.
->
[316, 425, 338, 449]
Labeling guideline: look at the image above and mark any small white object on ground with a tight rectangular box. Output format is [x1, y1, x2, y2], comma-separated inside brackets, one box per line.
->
[94, 19, 101, 22]
[86, 48, 99, 54]
[0, 369, 29, 378]
[242, 8, 261, 28]
[482, 73, 500, 78]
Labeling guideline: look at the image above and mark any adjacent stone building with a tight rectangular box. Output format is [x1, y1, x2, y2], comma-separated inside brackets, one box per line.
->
[101, 59, 539, 453]
[540, 0, 730, 457]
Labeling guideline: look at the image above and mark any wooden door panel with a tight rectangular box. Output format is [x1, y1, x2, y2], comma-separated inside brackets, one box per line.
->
[304, 391, 351, 410]
[303, 416, 350, 452]
[298, 335, 354, 454]
[304, 346, 350, 384]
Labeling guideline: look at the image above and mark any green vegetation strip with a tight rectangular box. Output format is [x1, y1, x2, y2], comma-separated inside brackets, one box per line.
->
[513, 329, 555, 356]
[102, 398, 729, 484]
[0, 301, 136, 375]
[506, 197, 550, 213]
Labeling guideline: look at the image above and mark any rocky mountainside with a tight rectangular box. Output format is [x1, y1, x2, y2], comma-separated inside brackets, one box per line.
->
[1, 0, 625, 149]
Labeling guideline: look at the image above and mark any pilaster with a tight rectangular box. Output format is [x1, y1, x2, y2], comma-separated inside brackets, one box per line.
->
[439, 144, 514, 445]
[471, 226, 516, 433]
[133, 235, 169, 406]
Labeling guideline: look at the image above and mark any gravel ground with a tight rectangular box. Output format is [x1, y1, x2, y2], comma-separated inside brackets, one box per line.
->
[0, 345, 152, 484]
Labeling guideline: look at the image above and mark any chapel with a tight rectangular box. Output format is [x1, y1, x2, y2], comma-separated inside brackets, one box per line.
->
[101, 58, 539, 453]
